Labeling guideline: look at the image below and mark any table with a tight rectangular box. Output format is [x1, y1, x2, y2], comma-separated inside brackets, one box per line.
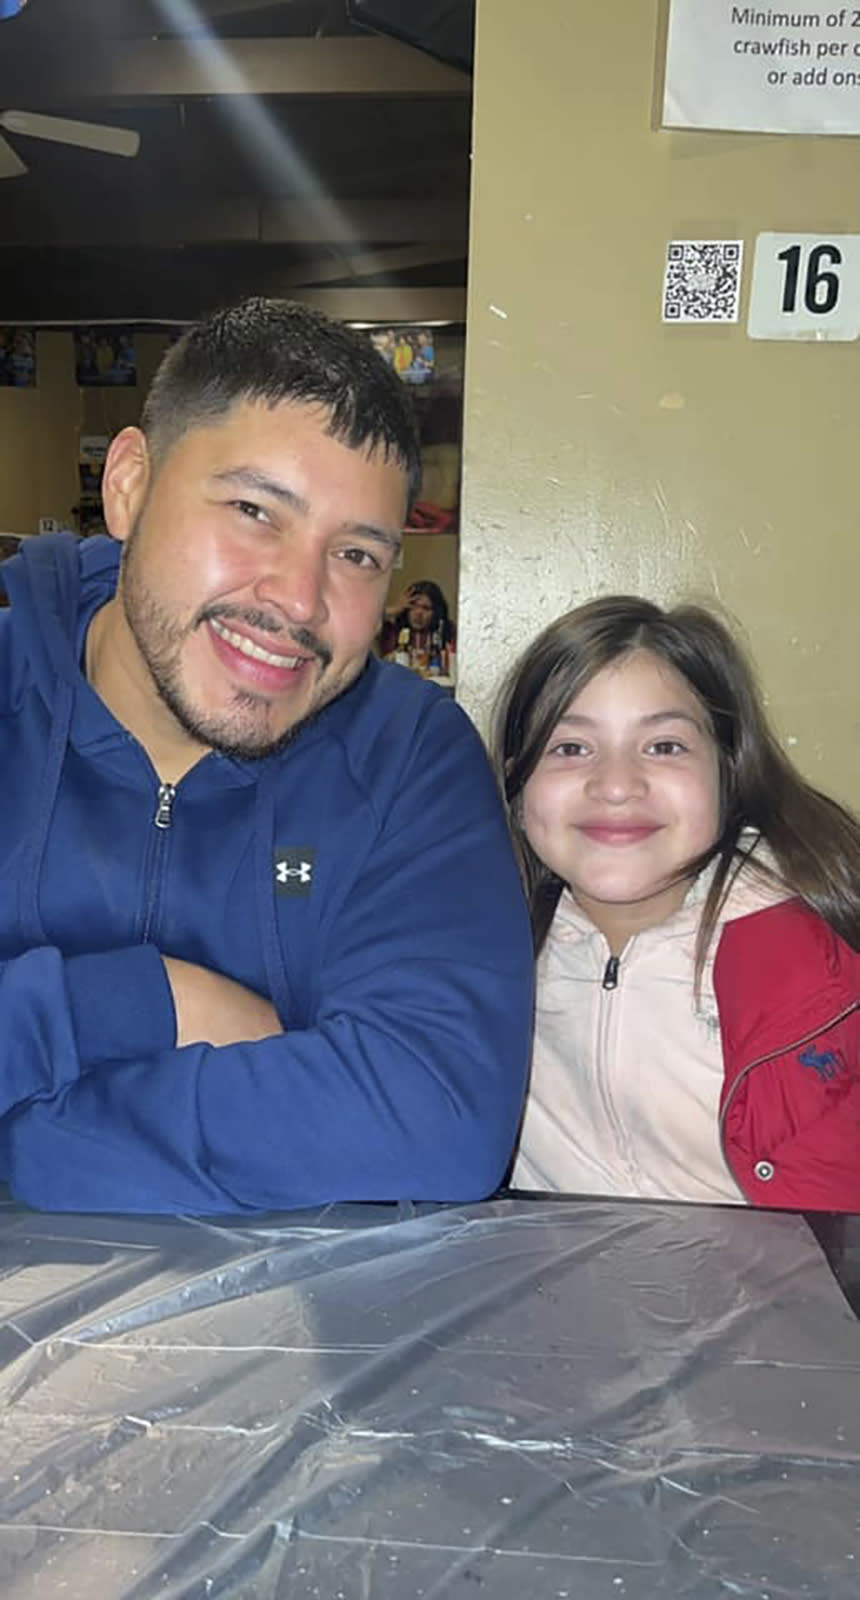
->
[0, 1193, 858, 1598]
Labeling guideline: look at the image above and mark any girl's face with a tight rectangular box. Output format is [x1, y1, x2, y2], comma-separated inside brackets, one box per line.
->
[521, 649, 721, 950]
[408, 593, 435, 631]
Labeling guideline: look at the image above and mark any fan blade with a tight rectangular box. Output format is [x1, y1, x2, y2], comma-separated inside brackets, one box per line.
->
[0, 129, 26, 177]
[0, 110, 139, 158]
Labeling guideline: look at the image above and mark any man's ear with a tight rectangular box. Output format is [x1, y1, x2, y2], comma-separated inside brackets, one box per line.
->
[101, 427, 150, 545]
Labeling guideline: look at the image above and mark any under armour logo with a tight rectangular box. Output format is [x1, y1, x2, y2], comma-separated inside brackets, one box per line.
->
[273, 847, 316, 897]
[276, 861, 312, 885]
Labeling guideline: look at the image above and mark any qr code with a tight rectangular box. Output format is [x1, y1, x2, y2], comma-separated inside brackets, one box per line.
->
[662, 240, 743, 324]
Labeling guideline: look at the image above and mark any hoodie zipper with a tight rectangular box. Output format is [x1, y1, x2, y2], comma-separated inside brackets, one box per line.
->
[595, 943, 637, 1174]
[153, 782, 175, 830]
[718, 1002, 858, 1178]
[141, 782, 175, 943]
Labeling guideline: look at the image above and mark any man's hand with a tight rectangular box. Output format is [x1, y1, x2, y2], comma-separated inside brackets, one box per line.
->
[162, 958, 283, 1048]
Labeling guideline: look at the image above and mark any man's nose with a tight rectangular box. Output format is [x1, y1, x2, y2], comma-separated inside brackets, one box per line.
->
[253, 539, 329, 629]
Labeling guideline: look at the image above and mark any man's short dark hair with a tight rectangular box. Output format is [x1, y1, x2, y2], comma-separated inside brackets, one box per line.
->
[142, 297, 422, 506]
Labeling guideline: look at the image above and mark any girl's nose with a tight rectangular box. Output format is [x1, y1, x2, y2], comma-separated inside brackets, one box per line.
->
[584, 750, 647, 803]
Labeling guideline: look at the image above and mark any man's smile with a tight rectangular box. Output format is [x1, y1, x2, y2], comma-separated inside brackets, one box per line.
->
[207, 616, 308, 669]
[205, 615, 317, 694]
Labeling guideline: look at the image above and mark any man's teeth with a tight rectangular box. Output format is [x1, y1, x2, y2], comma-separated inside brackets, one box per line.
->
[210, 618, 303, 669]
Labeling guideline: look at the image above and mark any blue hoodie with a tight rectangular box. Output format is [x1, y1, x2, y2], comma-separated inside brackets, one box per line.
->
[0, 534, 533, 1213]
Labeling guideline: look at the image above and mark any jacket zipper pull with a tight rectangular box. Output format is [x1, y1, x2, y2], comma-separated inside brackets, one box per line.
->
[602, 954, 620, 991]
[153, 782, 176, 830]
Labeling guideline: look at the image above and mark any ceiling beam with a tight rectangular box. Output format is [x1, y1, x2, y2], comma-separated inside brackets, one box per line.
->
[0, 193, 469, 249]
[0, 255, 467, 321]
[259, 197, 469, 245]
[193, 0, 311, 15]
[0, 37, 470, 102]
[276, 287, 466, 321]
[283, 243, 466, 287]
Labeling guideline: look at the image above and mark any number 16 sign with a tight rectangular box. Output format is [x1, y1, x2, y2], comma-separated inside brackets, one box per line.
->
[748, 233, 860, 342]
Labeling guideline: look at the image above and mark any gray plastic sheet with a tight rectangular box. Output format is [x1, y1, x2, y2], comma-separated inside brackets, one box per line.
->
[0, 1194, 858, 1598]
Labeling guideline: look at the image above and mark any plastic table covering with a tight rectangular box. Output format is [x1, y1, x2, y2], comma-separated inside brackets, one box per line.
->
[0, 1193, 858, 1599]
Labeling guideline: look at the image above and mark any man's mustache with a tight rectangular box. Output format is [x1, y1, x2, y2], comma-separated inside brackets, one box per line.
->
[200, 605, 332, 669]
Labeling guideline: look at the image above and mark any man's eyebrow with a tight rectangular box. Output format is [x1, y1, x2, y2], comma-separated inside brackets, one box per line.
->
[345, 522, 402, 555]
[211, 467, 402, 554]
[212, 466, 309, 512]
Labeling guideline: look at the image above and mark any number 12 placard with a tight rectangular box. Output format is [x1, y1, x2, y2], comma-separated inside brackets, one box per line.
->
[748, 234, 860, 342]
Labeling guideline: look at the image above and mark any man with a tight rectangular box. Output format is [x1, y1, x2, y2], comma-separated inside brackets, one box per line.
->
[0, 298, 533, 1214]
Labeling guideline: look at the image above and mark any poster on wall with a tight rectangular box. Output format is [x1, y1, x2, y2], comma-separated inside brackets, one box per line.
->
[0, 327, 36, 386]
[76, 434, 109, 536]
[663, 0, 860, 136]
[369, 327, 435, 384]
[74, 327, 136, 387]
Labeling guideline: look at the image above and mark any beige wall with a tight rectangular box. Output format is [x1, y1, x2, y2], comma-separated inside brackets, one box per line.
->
[460, 0, 859, 805]
[399, 531, 459, 617]
[0, 332, 168, 536]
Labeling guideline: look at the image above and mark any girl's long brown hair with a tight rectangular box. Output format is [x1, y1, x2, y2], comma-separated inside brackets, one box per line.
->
[492, 596, 860, 966]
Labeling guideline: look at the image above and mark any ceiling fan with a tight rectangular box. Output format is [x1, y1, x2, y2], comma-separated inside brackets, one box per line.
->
[0, 1, 140, 177]
[0, 109, 140, 180]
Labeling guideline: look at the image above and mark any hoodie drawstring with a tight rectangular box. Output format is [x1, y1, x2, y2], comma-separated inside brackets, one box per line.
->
[18, 681, 74, 945]
[255, 764, 295, 1027]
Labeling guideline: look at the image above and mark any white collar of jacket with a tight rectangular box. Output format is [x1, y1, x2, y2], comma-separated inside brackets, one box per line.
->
[546, 834, 791, 1030]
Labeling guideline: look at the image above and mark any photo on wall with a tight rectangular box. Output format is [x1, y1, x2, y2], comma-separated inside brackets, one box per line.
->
[75, 435, 109, 536]
[0, 327, 36, 387]
[369, 327, 435, 384]
[74, 327, 136, 387]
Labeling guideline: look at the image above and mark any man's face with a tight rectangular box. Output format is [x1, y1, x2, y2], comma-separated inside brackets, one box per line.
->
[110, 398, 408, 759]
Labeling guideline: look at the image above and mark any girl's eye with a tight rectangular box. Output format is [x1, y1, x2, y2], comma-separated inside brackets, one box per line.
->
[647, 738, 687, 756]
[548, 740, 589, 759]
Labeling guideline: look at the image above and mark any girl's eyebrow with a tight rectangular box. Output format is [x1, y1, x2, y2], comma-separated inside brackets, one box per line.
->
[554, 710, 705, 730]
[640, 710, 706, 729]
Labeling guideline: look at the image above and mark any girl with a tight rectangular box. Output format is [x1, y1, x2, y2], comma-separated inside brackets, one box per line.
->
[493, 596, 860, 1212]
[379, 579, 455, 669]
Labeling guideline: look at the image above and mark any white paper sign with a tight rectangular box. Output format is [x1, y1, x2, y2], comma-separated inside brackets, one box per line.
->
[664, 0, 860, 135]
[748, 232, 860, 338]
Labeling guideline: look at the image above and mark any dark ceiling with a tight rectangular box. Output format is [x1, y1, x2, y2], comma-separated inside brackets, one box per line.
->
[0, 0, 472, 322]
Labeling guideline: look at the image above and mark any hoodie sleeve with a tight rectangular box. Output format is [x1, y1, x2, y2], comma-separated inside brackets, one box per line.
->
[0, 943, 176, 1109]
[0, 703, 534, 1214]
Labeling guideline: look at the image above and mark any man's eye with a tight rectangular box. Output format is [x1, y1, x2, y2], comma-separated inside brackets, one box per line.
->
[231, 499, 270, 524]
[338, 547, 383, 571]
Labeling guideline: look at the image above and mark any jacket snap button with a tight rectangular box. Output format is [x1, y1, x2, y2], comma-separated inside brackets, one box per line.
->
[754, 1159, 775, 1182]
